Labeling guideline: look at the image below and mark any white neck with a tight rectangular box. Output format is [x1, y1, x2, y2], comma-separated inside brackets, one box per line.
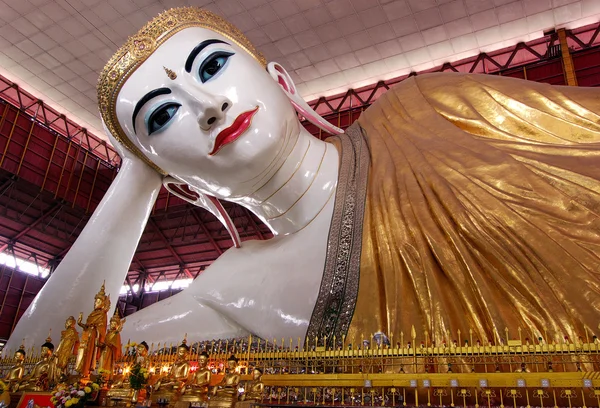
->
[236, 128, 339, 236]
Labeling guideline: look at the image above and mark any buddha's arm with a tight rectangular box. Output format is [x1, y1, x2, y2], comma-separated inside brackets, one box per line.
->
[6, 155, 162, 351]
[175, 366, 190, 382]
[120, 287, 249, 346]
[77, 316, 88, 330]
[232, 374, 241, 387]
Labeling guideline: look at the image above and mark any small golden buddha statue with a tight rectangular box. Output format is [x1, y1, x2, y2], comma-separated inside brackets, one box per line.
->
[209, 355, 241, 408]
[15, 336, 56, 392]
[180, 351, 211, 403]
[135, 341, 150, 367]
[107, 341, 150, 404]
[53, 316, 79, 379]
[98, 310, 125, 379]
[152, 338, 191, 404]
[3, 343, 26, 391]
[242, 368, 264, 402]
[75, 282, 110, 378]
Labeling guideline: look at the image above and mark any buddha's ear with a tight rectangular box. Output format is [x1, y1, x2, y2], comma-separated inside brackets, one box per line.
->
[163, 177, 241, 248]
[267, 62, 343, 135]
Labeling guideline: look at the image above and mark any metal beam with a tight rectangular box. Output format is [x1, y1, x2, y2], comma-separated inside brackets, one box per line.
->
[147, 218, 194, 279]
[243, 207, 266, 240]
[0, 203, 61, 253]
[190, 208, 223, 255]
[558, 28, 578, 86]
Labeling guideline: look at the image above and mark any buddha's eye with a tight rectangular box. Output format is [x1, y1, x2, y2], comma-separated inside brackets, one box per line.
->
[147, 103, 181, 135]
[199, 51, 233, 83]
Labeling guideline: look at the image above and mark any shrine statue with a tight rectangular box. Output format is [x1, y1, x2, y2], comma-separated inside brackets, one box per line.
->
[75, 283, 110, 378]
[14, 337, 56, 392]
[209, 355, 240, 408]
[6, 7, 600, 352]
[107, 341, 149, 403]
[135, 341, 150, 366]
[98, 311, 124, 376]
[241, 368, 264, 402]
[152, 339, 191, 403]
[53, 316, 79, 378]
[3, 344, 26, 391]
[180, 351, 211, 403]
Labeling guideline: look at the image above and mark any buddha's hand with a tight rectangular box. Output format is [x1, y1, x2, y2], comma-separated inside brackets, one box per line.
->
[77, 313, 86, 328]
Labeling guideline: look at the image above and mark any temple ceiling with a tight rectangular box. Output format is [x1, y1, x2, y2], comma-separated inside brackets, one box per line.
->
[0, 0, 597, 142]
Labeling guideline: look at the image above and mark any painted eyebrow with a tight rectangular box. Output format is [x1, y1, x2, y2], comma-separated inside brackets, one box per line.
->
[132, 87, 172, 133]
[185, 39, 230, 73]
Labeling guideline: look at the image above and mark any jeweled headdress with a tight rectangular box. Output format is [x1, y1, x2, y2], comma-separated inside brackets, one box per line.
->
[94, 281, 107, 301]
[110, 308, 121, 323]
[178, 333, 190, 351]
[97, 7, 267, 175]
[42, 331, 54, 351]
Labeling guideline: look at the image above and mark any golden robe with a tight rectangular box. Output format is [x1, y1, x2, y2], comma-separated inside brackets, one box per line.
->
[75, 309, 107, 375]
[309, 73, 600, 346]
[54, 327, 79, 371]
[98, 328, 122, 373]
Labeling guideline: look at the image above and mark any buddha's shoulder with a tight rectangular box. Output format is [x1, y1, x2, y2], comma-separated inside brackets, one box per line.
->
[389, 72, 542, 96]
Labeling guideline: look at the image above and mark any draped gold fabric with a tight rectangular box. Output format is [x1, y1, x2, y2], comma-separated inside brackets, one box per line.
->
[347, 73, 600, 345]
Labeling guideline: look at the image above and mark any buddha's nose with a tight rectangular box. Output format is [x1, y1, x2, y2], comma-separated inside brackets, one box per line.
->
[197, 94, 231, 131]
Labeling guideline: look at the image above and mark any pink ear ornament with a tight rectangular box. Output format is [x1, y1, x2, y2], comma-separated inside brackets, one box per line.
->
[163, 177, 242, 248]
[267, 62, 343, 135]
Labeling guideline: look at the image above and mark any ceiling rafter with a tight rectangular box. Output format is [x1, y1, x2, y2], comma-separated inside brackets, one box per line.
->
[0, 202, 62, 253]
[190, 208, 223, 255]
[147, 218, 194, 279]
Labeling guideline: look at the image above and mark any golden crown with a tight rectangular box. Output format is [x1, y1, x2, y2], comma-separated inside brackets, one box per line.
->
[111, 308, 121, 321]
[94, 281, 107, 301]
[97, 7, 267, 175]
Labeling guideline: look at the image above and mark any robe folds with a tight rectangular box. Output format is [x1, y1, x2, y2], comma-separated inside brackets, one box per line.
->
[308, 73, 600, 346]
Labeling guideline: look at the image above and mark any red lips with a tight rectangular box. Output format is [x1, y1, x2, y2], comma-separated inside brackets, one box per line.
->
[209, 107, 259, 156]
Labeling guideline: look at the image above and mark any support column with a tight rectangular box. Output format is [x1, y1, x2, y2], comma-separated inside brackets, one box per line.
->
[557, 28, 578, 86]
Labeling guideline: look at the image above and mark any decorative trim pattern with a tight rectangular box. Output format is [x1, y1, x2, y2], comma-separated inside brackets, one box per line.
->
[306, 123, 370, 346]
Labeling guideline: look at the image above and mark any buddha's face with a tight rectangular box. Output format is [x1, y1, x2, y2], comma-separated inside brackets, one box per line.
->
[66, 318, 75, 329]
[252, 369, 261, 380]
[14, 351, 24, 362]
[136, 345, 148, 357]
[94, 297, 103, 309]
[227, 360, 236, 370]
[176, 346, 188, 360]
[198, 355, 207, 368]
[116, 27, 299, 199]
[109, 319, 118, 330]
[41, 346, 51, 357]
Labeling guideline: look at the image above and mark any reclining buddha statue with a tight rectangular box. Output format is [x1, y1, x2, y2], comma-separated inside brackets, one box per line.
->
[6, 7, 600, 352]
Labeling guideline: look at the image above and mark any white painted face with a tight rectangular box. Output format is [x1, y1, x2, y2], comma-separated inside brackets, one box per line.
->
[116, 27, 299, 198]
